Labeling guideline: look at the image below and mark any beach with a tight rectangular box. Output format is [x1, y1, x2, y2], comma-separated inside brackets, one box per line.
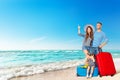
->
[0, 50, 120, 80]
[10, 68, 120, 80]
[10, 58, 120, 80]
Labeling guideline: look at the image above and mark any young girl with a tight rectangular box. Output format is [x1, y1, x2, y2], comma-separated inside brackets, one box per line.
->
[86, 53, 95, 78]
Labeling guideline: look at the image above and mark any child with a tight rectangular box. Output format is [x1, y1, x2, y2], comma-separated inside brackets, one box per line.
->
[86, 53, 95, 78]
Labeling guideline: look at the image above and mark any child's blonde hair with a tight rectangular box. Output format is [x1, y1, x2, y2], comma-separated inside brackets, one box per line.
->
[88, 53, 94, 56]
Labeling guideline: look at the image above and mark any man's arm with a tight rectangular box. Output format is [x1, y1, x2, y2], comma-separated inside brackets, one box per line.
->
[99, 32, 109, 48]
[99, 42, 107, 48]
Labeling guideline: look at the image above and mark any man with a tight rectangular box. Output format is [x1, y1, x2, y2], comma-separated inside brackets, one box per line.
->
[89, 22, 109, 55]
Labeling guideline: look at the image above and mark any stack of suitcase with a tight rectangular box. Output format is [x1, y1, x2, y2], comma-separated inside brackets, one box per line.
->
[77, 65, 99, 77]
[77, 52, 116, 77]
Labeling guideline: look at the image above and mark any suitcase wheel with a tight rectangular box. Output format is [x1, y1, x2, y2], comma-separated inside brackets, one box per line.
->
[99, 75, 102, 77]
[111, 74, 114, 77]
[76, 73, 79, 77]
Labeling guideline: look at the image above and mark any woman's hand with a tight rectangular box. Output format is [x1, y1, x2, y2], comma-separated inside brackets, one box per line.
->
[86, 54, 90, 59]
[78, 24, 80, 34]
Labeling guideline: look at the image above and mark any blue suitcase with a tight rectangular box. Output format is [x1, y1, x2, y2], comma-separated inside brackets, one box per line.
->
[77, 65, 99, 77]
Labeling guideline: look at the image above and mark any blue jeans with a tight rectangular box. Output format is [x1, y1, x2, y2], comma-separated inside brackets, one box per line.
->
[82, 46, 91, 52]
[89, 47, 102, 55]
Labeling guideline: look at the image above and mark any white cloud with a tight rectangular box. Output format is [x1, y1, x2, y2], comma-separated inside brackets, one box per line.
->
[29, 36, 46, 43]
[67, 39, 82, 43]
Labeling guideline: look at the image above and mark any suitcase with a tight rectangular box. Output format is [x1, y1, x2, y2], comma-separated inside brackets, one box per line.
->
[77, 65, 99, 77]
[96, 52, 116, 76]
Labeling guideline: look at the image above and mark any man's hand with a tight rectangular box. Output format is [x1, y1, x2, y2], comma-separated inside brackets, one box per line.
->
[99, 45, 102, 48]
[99, 42, 107, 48]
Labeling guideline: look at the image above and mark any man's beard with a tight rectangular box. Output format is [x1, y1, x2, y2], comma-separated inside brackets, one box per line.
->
[97, 28, 101, 30]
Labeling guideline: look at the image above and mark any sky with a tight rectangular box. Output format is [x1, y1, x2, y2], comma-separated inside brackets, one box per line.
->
[0, 0, 120, 50]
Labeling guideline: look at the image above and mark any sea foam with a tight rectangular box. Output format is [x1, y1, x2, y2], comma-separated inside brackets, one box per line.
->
[0, 60, 84, 80]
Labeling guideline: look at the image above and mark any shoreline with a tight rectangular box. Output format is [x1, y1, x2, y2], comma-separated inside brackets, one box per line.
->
[0, 58, 119, 80]
[9, 58, 120, 80]
[0, 60, 84, 80]
[10, 67, 120, 80]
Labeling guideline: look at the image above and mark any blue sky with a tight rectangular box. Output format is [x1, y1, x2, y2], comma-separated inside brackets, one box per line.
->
[0, 0, 120, 50]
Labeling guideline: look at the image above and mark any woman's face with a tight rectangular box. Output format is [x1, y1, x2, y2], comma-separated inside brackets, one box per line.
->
[87, 27, 91, 33]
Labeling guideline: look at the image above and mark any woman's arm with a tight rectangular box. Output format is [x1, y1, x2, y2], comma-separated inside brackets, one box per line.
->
[78, 25, 85, 37]
[78, 33, 85, 37]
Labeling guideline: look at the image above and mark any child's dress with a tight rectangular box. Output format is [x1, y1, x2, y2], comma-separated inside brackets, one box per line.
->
[87, 58, 95, 67]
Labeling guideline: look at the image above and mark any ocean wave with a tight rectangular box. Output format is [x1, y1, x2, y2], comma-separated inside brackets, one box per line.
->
[65, 50, 73, 53]
[53, 50, 61, 53]
[72, 50, 80, 53]
[112, 54, 120, 56]
[0, 60, 84, 80]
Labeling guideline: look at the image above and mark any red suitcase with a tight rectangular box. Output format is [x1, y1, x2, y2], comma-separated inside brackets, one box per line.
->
[96, 52, 116, 76]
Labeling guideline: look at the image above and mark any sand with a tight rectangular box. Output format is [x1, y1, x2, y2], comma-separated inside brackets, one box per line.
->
[10, 58, 120, 80]
[10, 67, 120, 80]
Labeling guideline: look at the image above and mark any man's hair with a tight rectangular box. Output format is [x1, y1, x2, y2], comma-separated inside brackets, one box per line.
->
[97, 22, 102, 25]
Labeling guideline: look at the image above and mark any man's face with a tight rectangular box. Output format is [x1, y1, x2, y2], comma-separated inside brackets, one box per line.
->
[96, 23, 102, 30]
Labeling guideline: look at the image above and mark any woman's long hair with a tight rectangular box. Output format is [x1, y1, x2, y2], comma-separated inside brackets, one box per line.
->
[85, 26, 94, 42]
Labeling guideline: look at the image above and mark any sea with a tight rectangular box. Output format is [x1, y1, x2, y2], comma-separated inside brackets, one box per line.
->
[0, 50, 120, 80]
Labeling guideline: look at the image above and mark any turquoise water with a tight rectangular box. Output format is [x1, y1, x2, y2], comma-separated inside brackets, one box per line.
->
[0, 50, 120, 68]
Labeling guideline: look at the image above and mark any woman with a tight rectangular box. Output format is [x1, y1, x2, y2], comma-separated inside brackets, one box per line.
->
[78, 24, 95, 78]
[78, 24, 94, 58]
